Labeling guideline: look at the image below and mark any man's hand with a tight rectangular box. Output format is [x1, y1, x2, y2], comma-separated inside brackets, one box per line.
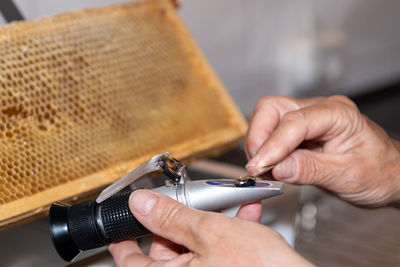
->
[245, 95, 400, 207]
[109, 190, 312, 267]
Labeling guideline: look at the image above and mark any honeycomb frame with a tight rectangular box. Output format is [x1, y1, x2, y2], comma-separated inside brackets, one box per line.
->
[0, 0, 247, 228]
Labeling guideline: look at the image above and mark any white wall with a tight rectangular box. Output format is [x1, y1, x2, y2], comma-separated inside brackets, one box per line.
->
[178, 0, 400, 113]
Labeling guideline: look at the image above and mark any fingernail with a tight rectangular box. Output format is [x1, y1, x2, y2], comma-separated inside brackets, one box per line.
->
[129, 190, 157, 216]
[275, 157, 296, 179]
[245, 154, 261, 168]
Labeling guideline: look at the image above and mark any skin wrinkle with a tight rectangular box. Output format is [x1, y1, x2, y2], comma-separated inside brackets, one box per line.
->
[319, 102, 347, 138]
[246, 95, 309, 158]
[317, 103, 363, 153]
[112, 189, 314, 266]
[305, 152, 325, 185]
[322, 97, 360, 138]
[324, 131, 358, 154]
[156, 202, 192, 246]
[247, 95, 327, 159]
[110, 95, 400, 267]
[302, 105, 338, 141]
[338, 143, 398, 206]
[290, 150, 334, 186]
[156, 201, 182, 231]
[247, 95, 400, 207]
[245, 101, 281, 158]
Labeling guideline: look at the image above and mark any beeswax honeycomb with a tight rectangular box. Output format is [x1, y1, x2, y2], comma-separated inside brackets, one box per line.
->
[0, 0, 247, 226]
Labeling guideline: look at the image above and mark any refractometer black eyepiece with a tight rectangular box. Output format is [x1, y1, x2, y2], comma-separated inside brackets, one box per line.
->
[49, 192, 149, 262]
[49, 179, 284, 262]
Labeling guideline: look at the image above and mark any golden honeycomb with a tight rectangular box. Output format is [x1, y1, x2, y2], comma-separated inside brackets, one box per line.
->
[0, 0, 246, 226]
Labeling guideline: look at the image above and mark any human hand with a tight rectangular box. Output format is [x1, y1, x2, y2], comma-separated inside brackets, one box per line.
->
[109, 189, 312, 267]
[245, 95, 400, 207]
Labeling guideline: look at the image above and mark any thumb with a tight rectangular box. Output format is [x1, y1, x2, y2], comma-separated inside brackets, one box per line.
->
[129, 189, 227, 252]
[272, 149, 348, 188]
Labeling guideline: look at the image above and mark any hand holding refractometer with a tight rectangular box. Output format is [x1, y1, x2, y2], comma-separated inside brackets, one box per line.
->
[48, 153, 284, 262]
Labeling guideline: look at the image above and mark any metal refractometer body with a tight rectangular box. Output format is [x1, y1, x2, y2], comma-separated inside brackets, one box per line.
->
[49, 153, 284, 262]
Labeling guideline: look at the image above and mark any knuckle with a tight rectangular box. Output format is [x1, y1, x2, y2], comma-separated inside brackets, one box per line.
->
[304, 156, 321, 183]
[282, 110, 305, 123]
[195, 214, 228, 245]
[157, 201, 186, 232]
[296, 151, 328, 185]
[254, 95, 289, 110]
[328, 95, 358, 109]
[294, 153, 309, 182]
[254, 95, 273, 111]
[326, 95, 364, 135]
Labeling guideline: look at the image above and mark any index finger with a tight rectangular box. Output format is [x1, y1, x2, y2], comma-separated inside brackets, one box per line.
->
[246, 97, 356, 174]
[245, 96, 323, 158]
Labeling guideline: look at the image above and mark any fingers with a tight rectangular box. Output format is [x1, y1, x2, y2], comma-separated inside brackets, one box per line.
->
[108, 240, 154, 267]
[245, 99, 281, 159]
[272, 149, 350, 189]
[129, 189, 230, 253]
[109, 239, 194, 266]
[245, 95, 324, 159]
[246, 97, 356, 175]
[235, 201, 262, 222]
[149, 236, 184, 260]
[245, 96, 297, 159]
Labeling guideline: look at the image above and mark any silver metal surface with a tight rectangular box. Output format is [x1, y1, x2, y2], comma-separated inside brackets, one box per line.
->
[96, 152, 169, 203]
[96, 153, 189, 204]
[0, 159, 292, 267]
[153, 179, 284, 211]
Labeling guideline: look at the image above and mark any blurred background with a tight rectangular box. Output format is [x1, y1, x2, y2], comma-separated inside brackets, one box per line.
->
[2, 0, 400, 113]
[0, 0, 399, 266]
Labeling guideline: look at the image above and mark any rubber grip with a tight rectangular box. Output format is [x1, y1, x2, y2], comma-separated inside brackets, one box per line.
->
[100, 192, 150, 243]
[68, 200, 106, 250]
